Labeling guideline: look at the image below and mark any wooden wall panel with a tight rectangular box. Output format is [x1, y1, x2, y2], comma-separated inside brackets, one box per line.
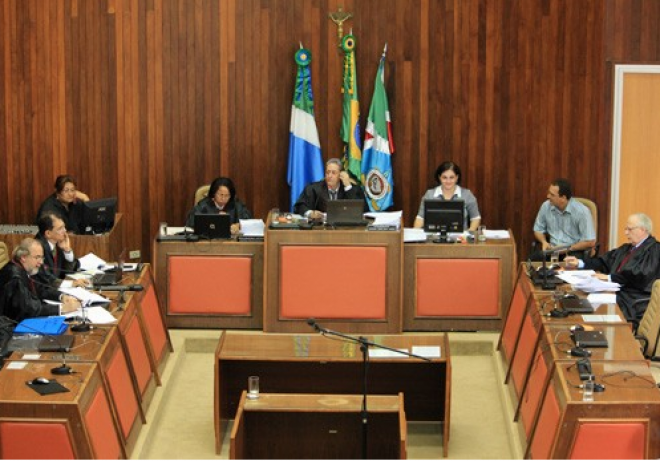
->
[1, 0, 659, 262]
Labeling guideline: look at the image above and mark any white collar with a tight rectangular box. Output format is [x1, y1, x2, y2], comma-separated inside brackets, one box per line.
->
[433, 185, 462, 198]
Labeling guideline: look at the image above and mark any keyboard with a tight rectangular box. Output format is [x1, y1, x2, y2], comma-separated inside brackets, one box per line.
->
[0, 224, 38, 235]
[92, 272, 119, 286]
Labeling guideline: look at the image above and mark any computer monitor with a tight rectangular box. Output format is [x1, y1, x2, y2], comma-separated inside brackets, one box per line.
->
[423, 199, 464, 235]
[81, 197, 117, 235]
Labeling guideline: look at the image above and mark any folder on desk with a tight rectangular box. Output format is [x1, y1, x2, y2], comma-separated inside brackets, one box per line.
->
[572, 330, 609, 348]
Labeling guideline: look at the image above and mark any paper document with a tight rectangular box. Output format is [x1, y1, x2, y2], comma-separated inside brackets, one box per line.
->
[239, 219, 265, 236]
[368, 348, 409, 358]
[571, 277, 620, 293]
[556, 270, 596, 284]
[482, 230, 511, 239]
[412, 346, 441, 358]
[63, 305, 117, 324]
[403, 228, 428, 243]
[59, 287, 110, 305]
[79, 253, 107, 271]
[365, 211, 402, 228]
[587, 293, 617, 305]
[581, 314, 623, 323]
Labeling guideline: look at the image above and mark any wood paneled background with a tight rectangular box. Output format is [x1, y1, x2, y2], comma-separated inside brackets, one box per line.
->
[1, 0, 659, 261]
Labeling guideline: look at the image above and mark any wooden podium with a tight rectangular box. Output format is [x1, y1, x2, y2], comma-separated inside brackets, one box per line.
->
[230, 392, 407, 459]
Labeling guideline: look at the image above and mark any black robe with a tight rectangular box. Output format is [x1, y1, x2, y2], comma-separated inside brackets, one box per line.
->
[583, 236, 660, 322]
[293, 180, 367, 215]
[185, 197, 253, 228]
[36, 194, 85, 234]
[33, 233, 81, 286]
[0, 261, 61, 322]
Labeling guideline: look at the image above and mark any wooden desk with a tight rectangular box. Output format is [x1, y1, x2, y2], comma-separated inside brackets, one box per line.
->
[9, 326, 144, 456]
[215, 332, 450, 457]
[152, 238, 263, 329]
[230, 392, 406, 459]
[264, 225, 402, 333]
[0, 361, 125, 459]
[528, 360, 660, 459]
[0, 213, 124, 261]
[403, 234, 517, 331]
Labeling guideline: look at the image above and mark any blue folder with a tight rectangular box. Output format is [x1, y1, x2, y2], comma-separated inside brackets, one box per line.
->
[14, 316, 68, 336]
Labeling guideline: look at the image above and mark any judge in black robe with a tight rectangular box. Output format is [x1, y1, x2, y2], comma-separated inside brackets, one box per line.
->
[185, 177, 253, 232]
[293, 158, 367, 217]
[566, 213, 660, 323]
[35, 175, 89, 234]
[0, 238, 79, 323]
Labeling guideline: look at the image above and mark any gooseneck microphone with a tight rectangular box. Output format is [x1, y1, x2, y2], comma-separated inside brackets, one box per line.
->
[306, 318, 321, 332]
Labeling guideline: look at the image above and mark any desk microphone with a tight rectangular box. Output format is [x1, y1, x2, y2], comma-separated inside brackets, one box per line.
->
[93, 284, 144, 292]
[306, 318, 321, 332]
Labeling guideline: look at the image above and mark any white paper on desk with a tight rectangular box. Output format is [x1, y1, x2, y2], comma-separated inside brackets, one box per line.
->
[67, 272, 93, 281]
[404, 228, 427, 243]
[164, 226, 193, 236]
[582, 314, 623, 323]
[368, 348, 409, 358]
[79, 253, 107, 271]
[59, 287, 110, 305]
[556, 270, 596, 284]
[587, 293, 618, 304]
[482, 230, 510, 239]
[239, 219, 265, 236]
[98, 263, 138, 272]
[571, 277, 620, 293]
[65, 305, 117, 324]
[366, 211, 402, 228]
[6, 361, 28, 370]
[412, 346, 441, 358]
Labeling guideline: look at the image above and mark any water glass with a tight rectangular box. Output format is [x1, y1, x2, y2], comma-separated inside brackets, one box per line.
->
[247, 376, 259, 400]
[477, 225, 487, 242]
[550, 251, 560, 267]
[583, 379, 594, 402]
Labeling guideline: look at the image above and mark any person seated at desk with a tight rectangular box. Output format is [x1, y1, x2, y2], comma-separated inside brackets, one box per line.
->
[293, 158, 367, 220]
[36, 174, 90, 235]
[185, 177, 252, 235]
[413, 161, 481, 232]
[0, 238, 80, 322]
[564, 213, 660, 324]
[34, 212, 87, 288]
[532, 178, 595, 260]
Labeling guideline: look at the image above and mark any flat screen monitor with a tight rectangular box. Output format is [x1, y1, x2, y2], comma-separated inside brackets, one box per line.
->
[81, 197, 117, 235]
[423, 199, 464, 234]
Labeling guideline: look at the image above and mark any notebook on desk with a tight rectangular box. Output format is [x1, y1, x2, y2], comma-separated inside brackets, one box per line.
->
[572, 330, 608, 348]
[560, 298, 595, 314]
[326, 200, 368, 227]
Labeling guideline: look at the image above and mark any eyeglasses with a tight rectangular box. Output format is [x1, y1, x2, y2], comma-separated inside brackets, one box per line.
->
[29, 255, 44, 261]
[61, 188, 77, 194]
[624, 226, 640, 232]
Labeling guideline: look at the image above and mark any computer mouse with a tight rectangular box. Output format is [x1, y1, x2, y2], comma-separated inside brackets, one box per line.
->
[31, 377, 50, 385]
[570, 324, 585, 332]
[563, 293, 578, 299]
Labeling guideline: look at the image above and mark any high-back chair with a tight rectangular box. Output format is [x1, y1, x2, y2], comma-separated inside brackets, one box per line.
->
[0, 242, 9, 270]
[194, 185, 210, 206]
[574, 197, 600, 257]
[634, 279, 660, 360]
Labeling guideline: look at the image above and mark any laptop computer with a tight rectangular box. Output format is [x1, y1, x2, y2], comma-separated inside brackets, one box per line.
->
[572, 330, 609, 348]
[194, 213, 231, 239]
[560, 298, 595, 314]
[37, 335, 76, 352]
[326, 200, 368, 227]
[92, 249, 125, 286]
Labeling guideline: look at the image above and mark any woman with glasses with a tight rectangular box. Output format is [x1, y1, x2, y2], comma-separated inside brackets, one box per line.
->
[185, 177, 252, 234]
[35, 175, 90, 234]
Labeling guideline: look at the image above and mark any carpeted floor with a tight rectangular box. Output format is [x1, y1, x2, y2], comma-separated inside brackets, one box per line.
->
[132, 330, 518, 459]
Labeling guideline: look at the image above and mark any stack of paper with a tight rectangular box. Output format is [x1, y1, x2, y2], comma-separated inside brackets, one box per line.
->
[365, 211, 402, 229]
[239, 219, 265, 236]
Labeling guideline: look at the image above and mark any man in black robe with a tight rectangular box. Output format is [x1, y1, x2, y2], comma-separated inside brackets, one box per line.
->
[293, 158, 367, 218]
[34, 212, 83, 286]
[0, 238, 80, 322]
[565, 213, 660, 323]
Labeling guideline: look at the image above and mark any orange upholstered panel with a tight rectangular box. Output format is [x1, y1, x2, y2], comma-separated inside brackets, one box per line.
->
[125, 316, 153, 393]
[520, 348, 548, 437]
[569, 422, 646, 459]
[416, 259, 500, 316]
[280, 246, 386, 319]
[169, 256, 251, 314]
[511, 316, 538, 394]
[530, 386, 561, 459]
[141, 284, 167, 360]
[501, 282, 528, 361]
[107, 347, 140, 437]
[0, 421, 75, 459]
[84, 386, 122, 459]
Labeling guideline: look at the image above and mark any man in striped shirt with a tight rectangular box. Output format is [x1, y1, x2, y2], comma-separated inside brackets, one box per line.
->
[533, 178, 596, 259]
